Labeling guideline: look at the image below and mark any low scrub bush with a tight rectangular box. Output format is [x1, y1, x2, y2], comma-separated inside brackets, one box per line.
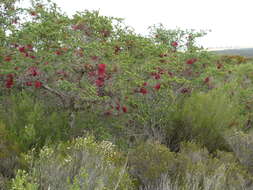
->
[10, 136, 134, 190]
[134, 142, 253, 190]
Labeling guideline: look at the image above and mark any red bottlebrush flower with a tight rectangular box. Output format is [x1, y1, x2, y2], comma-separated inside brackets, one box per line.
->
[186, 58, 197, 65]
[104, 110, 112, 116]
[4, 56, 12, 62]
[171, 41, 178, 47]
[154, 83, 161, 90]
[140, 87, 148, 95]
[24, 52, 29, 57]
[158, 69, 165, 75]
[30, 55, 36, 59]
[28, 67, 39, 76]
[26, 81, 33, 86]
[44, 62, 49, 65]
[181, 88, 190, 94]
[122, 106, 127, 113]
[95, 78, 104, 87]
[116, 104, 121, 111]
[143, 82, 148, 86]
[5, 74, 14, 88]
[154, 74, 161, 80]
[98, 64, 106, 76]
[55, 50, 62, 55]
[6, 74, 14, 80]
[204, 77, 210, 84]
[168, 71, 174, 77]
[34, 81, 42, 88]
[19, 46, 26, 53]
[114, 46, 121, 54]
[5, 80, 14, 88]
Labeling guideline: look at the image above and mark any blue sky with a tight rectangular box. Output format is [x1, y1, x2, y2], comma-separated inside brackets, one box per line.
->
[21, 0, 253, 49]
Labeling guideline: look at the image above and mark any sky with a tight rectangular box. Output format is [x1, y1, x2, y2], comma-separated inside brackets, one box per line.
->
[21, 0, 253, 49]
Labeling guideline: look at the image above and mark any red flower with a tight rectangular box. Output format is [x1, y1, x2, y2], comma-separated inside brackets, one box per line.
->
[19, 46, 26, 53]
[181, 88, 190, 94]
[30, 55, 36, 59]
[55, 50, 62, 55]
[204, 77, 210, 84]
[5, 74, 14, 88]
[34, 81, 42, 88]
[116, 104, 121, 111]
[154, 83, 161, 90]
[186, 58, 197, 65]
[171, 41, 178, 47]
[5, 80, 14, 88]
[4, 56, 12, 62]
[114, 46, 121, 54]
[26, 81, 33, 86]
[140, 87, 148, 95]
[143, 82, 148, 86]
[44, 62, 49, 65]
[104, 110, 112, 116]
[28, 67, 39, 76]
[95, 78, 104, 87]
[122, 106, 127, 113]
[98, 64, 106, 76]
[155, 74, 161, 80]
[168, 71, 174, 77]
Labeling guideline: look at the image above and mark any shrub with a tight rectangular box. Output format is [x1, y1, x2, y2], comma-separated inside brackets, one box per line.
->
[166, 88, 243, 152]
[11, 136, 134, 190]
[128, 141, 176, 186]
[138, 142, 253, 190]
[0, 91, 70, 152]
[225, 130, 253, 174]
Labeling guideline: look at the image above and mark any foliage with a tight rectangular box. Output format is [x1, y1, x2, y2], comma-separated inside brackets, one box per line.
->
[11, 136, 134, 190]
[1, 0, 253, 189]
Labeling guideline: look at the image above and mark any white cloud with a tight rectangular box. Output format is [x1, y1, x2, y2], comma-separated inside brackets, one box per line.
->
[21, 0, 253, 48]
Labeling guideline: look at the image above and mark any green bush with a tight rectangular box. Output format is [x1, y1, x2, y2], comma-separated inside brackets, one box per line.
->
[129, 141, 176, 186]
[11, 136, 134, 190]
[0, 91, 70, 152]
[137, 142, 253, 190]
[166, 88, 243, 152]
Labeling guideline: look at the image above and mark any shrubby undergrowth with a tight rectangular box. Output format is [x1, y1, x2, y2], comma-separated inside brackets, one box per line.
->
[1, 0, 253, 189]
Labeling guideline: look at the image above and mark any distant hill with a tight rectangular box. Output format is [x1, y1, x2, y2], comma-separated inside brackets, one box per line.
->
[210, 48, 253, 57]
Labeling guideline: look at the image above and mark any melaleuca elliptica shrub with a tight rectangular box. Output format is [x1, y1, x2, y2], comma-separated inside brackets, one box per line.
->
[165, 88, 243, 152]
[11, 136, 134, 190]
